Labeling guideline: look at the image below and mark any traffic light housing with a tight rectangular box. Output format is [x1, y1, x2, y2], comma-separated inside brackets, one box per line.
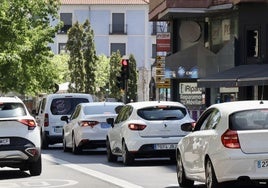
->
[121, 59, 129, 79]
[116, 76, 125, 90]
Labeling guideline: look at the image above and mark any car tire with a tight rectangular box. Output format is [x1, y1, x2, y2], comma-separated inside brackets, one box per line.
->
[122, 141, 134, 166]
[41, 131, 49, 149]
[176, 152, 194, 187]
[72, 135, 81, 154]
[29, 155, 42, 176]
[63, 135, 70, 152]
[106, 138, 117, 162]
[206, 159, 220, 188]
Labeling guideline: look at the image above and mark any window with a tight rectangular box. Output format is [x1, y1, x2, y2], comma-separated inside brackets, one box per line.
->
[247, 29, 259, 58]
[196, 109, 220, 130]
[0, 103, 26, 118]
[137, 106, 187, 121]
[230, 109, 268, 130]
[58, 43, 67, 54]
[111, 43, 126, 56]
[110, 13, 126, 34]
[59, 13, 72, 34]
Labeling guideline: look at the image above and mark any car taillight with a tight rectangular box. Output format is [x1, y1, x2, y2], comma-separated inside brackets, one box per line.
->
[221, 129, 240, 149]
[44, 113, 49, 127]
[128, 123, 146, 131]
[19, 119, 36, 130]
[79, 121, 99, 128]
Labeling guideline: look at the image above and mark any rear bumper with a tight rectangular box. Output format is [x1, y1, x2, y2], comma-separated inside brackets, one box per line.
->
[212, 150, 268, 183]
[44, 131, 62, 144]
[0, 137, 41, 168]
[125, 136, 181, 159]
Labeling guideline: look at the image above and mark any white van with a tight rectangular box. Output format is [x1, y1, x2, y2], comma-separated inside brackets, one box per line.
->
[35, 93, 94, 149]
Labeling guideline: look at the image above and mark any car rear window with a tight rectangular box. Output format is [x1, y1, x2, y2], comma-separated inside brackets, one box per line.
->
[83, 105, 118, 115]
[230, 109, 268, 130]
[137, 106, 187, 121]
[50, 98, 89, 115]
[0, 103, 26, 118]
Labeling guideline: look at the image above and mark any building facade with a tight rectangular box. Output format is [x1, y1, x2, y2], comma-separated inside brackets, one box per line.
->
[50, 0, 157, 101]
[149, 0, 268, 118]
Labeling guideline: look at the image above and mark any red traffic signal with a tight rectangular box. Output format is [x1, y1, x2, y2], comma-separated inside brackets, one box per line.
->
[121, 59, 129, 79]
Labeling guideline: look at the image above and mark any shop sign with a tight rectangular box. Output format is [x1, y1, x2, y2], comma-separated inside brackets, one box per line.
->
[179, 83, 202, 94]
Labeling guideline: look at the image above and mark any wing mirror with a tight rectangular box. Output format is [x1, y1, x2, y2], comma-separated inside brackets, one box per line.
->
[106, 118, 114, 128]
[61, 116, 69, 123]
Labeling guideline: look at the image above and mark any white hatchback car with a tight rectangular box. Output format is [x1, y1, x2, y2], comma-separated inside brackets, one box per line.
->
[61, 102, 124, 154]
[177, 100, 268, 188]
[106, 101, 194, 165]
[0, 96, 41, 176]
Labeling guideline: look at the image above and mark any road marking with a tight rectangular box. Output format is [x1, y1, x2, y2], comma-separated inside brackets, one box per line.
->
[0, 179, 78, 188]
[43, 154, 143, 188]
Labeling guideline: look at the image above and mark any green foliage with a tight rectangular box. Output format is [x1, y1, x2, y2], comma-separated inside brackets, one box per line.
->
[109, 51, 122, 100]
[95, 55, 110, 100]
[66, 20, 97, 94]
[0, 0, 61, 95]
[126, 54, 138, 102]
[83, 20, 97, 94]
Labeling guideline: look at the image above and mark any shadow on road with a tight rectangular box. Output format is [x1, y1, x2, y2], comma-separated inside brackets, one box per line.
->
[0, 170, 30, 180]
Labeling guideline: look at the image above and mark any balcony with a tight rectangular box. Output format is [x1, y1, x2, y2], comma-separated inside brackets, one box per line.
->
[109, 24, 127, 35]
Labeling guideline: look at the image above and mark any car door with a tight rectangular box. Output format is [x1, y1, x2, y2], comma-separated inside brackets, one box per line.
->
[109, 105, 132, 154]
[64, 105, 81, 147]
[182, 108, 220, 178]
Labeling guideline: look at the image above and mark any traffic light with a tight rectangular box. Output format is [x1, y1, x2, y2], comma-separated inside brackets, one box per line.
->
[116, 76, 125, 90]
[247, 30, 259, 57]
[121, 59, 129, 79]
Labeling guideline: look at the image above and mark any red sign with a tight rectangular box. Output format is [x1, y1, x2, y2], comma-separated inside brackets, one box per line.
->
[156, 33, 171, 52]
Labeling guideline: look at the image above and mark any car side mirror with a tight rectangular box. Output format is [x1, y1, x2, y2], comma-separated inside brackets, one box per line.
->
[106, 118, 114, 128]
[61, 116, 69, 123]
[181, 122, 195, 132]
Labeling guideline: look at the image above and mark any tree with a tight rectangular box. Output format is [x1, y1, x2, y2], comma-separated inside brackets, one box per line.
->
[126, 54, 138, 102]
[66, 20, 97, 94]
[95, 55, 110, 100]
[109, 51, 122, 100]
[66, 22, 85, 93]
[83, 20, 97, 94]
[0, 0, 61, 95]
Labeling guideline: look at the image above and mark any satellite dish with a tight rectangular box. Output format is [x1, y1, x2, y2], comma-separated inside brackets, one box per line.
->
[179, 21, 201, 42]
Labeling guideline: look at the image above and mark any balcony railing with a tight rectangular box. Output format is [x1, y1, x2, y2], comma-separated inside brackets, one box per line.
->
[109, 24, 127, 35]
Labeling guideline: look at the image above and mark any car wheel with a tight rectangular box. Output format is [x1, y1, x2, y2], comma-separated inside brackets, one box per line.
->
[122, 141, 134, 166]
[41, 131, 49, 149]
[72, 135, 81, 154]
[29, 155, 42, 176]
[205, 159, 220, 188]
[176, 152, 194, 187]
[106, 138, 117, 162]
[63, 136, 70, 152]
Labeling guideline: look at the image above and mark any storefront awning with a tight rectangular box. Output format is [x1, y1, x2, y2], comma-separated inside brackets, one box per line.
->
[197, 64, 268, 88]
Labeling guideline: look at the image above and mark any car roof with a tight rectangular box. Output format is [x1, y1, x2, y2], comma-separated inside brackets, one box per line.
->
[126, 101, 187, 109]
[208, 100, 268, 115]
[0, 96, 23, 103]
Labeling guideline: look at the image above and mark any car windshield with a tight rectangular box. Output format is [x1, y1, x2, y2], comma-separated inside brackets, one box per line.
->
[50, 98, 89, 115]
[83, 105, 118, 115]
[0, 103, 26, 118]
[230, 109, 268, 130]
[137, 106, 187, 121]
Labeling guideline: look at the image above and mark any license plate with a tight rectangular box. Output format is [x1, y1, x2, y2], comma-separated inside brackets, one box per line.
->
[54, 127, 62, 133]
[100, 122, 111, 129]
[0, 138, 10, 145]
[257, 159, 268, 168]
[154, 143, 177, 150]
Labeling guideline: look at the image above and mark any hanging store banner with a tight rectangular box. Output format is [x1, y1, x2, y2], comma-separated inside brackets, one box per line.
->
[156, 33, 171, 52]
